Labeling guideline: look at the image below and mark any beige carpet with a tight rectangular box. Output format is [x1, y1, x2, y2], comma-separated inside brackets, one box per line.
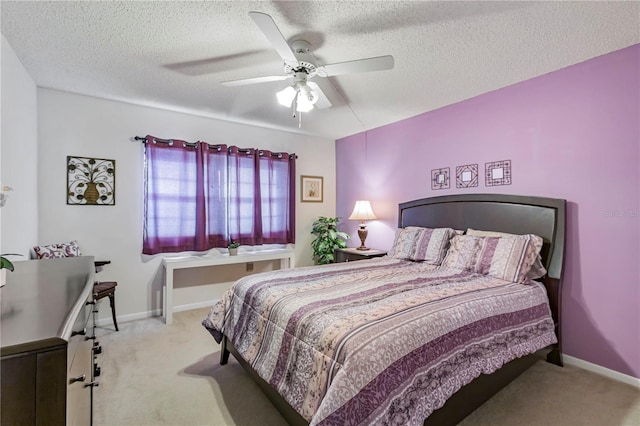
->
[94, 308, 639, 426]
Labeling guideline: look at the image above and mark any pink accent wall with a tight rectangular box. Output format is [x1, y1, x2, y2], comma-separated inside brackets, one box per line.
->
[336, 45, 639, 378]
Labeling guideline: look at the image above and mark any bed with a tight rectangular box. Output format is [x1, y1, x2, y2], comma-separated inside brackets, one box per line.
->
[202, 194, 566, 425]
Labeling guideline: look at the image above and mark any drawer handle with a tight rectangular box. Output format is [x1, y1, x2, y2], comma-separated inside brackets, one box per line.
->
[69, 374, 86, 384]
[71, 328, 87, 337]
[84, 381, 99, 388]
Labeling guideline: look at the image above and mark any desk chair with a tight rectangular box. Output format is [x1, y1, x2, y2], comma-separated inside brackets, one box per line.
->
[93, 261, 119, 331]
[33, 242, 119, 331]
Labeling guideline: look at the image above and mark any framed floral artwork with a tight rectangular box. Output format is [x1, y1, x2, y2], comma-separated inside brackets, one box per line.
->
[67, 156, 116, 205]
[301, 175, 323, 202]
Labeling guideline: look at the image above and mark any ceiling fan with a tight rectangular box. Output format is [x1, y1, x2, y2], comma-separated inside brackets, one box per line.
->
[221, 12, 394, 124]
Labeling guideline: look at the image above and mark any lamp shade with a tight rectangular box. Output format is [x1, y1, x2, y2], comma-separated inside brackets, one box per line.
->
[277, 83, 319, 112]
[276, 86, 297, 107]
[348, 200, 377, 221]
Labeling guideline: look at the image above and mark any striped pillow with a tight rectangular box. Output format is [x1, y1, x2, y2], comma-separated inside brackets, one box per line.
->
[466, 228, 547, 279]
[442, 234, 544, 283]
[407, 226, 455, 264]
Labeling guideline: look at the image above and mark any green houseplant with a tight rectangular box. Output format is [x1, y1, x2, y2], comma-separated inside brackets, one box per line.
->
[1, 255, 16, 272]
[311, 217, 350, 265]
[1, 254, 20, 287]
[228, 241, 240, 256]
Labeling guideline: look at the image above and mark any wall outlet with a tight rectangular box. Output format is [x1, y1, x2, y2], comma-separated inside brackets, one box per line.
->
[246, 262, 254, 272]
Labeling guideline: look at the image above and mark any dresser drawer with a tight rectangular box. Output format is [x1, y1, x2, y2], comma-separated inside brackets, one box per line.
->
[67, 302, 92, 372]
[67, 294, 94, 426]
[67, 335, 92, 426]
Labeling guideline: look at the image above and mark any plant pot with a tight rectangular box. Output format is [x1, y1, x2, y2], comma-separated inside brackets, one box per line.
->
[1, 269, 6, 287]
[229, 248, 238, 256]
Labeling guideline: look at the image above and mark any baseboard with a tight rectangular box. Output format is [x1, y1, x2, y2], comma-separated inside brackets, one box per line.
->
[564, 355, 640, 388]
[94, 300, 218, 327]
[95, 308, 162, 327]
[173, 299, 218, 312]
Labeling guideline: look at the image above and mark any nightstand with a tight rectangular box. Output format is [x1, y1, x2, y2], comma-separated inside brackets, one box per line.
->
[335, 247, 387, 263]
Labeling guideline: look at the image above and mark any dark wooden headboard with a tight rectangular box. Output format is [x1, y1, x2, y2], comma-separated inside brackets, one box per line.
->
[398, 194, 566, 279]
[398, 194, 566, 365]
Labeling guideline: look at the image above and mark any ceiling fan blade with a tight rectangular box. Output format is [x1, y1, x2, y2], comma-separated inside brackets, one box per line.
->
[220, 75, 289, 87]
[249, 11, 298, 65]
[307, 82, 332, 109]
[318, 55, 394, 77]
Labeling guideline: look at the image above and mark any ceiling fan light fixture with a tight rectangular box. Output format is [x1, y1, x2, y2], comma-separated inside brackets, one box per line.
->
[296, 84, 318, 112]
[276, 85, 297, 107]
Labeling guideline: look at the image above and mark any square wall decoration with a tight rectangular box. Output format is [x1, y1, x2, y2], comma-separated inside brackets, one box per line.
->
[431, 167, 450, 190]
[67, 156, 116, 205]
[485, 160, 512, 186]
[456, 164, 478, 188]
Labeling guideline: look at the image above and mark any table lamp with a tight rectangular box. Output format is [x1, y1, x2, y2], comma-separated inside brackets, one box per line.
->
[348, 200, 377, 250]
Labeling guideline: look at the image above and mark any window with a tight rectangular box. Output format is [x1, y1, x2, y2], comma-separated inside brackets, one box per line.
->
[142, 136, 295, 255]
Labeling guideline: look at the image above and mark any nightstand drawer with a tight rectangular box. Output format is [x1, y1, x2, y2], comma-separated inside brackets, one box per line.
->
[335, 248, 387, 263]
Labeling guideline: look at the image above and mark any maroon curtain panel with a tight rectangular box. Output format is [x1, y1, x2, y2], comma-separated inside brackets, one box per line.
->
[143, 136, 201, 254]
[143, 135, 295, 255]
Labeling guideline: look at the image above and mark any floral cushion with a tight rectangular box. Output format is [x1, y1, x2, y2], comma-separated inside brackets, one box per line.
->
[33, 241, 82, 259]
[388, 228, 421, 260]
[442, 234, 544, 283]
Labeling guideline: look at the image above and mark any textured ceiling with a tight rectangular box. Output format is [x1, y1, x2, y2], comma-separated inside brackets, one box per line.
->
[1, 1, 638, 140]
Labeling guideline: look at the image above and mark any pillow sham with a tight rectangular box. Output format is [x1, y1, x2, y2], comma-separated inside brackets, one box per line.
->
[33, 241, 82, 259]
[407, 226, 456, 264]
[466, 228, 547, 279]
[388, 227, 421, 260]
[442, 234, 544, 283]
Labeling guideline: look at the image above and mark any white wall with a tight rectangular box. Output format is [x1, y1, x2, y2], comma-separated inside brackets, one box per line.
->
[0, 34, 38, 256]
[37, 88, 336, 323]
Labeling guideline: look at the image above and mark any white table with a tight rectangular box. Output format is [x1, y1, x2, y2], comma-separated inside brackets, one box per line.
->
[162, 248, 295, 324]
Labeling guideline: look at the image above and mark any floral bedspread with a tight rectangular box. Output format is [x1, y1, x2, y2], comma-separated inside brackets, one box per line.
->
[202, 257, 556, 425]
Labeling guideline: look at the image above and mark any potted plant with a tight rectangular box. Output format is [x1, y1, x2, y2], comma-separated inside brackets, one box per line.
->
[228, 241, 240, 256]
[311, 216, 350, 265]
[1, 254, 19, 287]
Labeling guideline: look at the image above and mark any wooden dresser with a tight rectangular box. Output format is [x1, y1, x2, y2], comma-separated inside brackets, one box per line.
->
[1, 256, 98, 425]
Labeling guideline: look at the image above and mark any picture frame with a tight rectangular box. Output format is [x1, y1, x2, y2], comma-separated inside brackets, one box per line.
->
[67, 155, 116, 205]
[301, 175, 323, 203]
[431, 167, 450, 190]
[456, 164, 479, 188]
[485, 160, 512, 186]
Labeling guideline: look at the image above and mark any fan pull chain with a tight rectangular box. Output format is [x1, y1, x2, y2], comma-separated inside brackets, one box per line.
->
[291, 94, 302, 127]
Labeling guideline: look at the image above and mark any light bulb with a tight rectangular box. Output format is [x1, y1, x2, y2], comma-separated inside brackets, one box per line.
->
[296, 85, 318, 112]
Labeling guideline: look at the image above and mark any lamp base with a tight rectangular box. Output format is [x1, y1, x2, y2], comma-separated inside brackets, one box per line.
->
[357, 226, 369, 251]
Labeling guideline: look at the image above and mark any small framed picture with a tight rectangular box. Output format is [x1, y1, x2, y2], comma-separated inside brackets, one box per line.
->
[456, 164, 478, 188]
[485, 160, 512, 186]
[431, 167, 450, 190]
[301, 175, 323, 203]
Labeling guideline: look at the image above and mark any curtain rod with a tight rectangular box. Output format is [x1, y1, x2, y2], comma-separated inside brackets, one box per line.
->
[134, 136, 297, 159]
